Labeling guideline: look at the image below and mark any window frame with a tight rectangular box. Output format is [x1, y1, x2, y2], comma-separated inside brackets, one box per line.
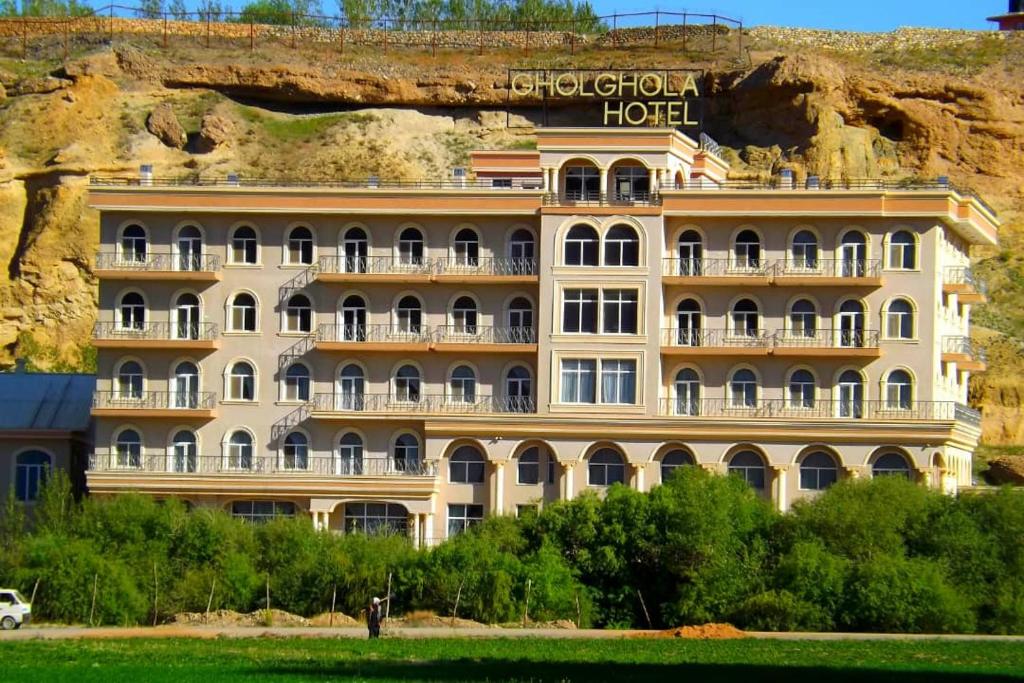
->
[228, 225, 260, 266]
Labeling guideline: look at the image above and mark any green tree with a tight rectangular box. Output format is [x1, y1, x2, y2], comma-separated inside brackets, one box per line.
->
[168, 0, 187, 19]
[34, 468, 76, 537]
[138, 0, 163, 19]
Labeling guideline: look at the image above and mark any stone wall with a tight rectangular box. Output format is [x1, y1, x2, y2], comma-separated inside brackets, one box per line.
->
[748, 26, 1005, 52]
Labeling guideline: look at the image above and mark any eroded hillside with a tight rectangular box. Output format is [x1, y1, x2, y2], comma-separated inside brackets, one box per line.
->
[1, 35, 1023, 444]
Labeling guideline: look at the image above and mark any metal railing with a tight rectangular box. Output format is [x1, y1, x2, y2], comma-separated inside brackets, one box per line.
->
[316, 323, 432, 344]
[944, 266, 988, 294]
[92, 391, 217, 410]
[87, 454, 437, 476]
[93, 321, 219, 341]
[543, 192, 663, 207]
[662, 257, 770, 277]
[661, 328, 773, 348]
[943, 336, 988, 362]
[95, 252, 222, 272]
[90, 175, 542, 190]
[773, 329, 881, 349]
[658, 398, 963, 421]
[318, 255, 537, 277]
[663, 258, 880, 279]
[312, 393, 535, 414]
[774, 258, 882, 278]
[433, 325, 537, 344]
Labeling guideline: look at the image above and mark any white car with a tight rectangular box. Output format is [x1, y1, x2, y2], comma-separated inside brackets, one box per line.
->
[0, 589, 31, 629]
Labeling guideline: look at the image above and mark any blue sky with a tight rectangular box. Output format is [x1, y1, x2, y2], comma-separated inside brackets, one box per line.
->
[587, 1, 1003, 31]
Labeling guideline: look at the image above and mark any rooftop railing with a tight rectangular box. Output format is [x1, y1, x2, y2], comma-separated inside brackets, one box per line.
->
[95, 252, 222, 272]
[317, 255, 537, 277]
[87, 454, 437, 477]
[93, 391, 217, 410]
[312, 393, 536, 414]
[659, 398, 968, 421]
[93, 321, 219, 341]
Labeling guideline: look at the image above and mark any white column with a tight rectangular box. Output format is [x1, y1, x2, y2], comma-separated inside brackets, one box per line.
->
[633, 463, 646, 492]
[551, 166, 560, 196]
[562, 462, 575, 501]
[493, 461, 506, 515]
[773, 466, 789, 513]
[321, 511, 330, 531]
[599, 167, 609, 199]
[410, 514, 421, 549]
[312, 511, 321, 530]
[423, 512, 434, 547]
[541, 167, 550, 192]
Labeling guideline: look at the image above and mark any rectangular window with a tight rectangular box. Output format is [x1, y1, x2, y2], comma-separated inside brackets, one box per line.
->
[491, 178, 513, 188]
[600, 359, 637, 404]
[562, 289, 598, 333]
[448, 503, 484, 537]
[602, 290, 638, 334]
[560, 359, 597, 403]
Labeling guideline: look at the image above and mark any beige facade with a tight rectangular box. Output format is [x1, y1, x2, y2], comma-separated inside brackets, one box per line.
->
[86, 128, 996, 543]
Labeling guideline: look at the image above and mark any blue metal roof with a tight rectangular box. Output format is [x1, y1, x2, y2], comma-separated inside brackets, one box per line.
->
[0, 371, 94, 432]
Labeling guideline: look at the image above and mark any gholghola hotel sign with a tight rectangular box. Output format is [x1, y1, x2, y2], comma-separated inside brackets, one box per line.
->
[507, 69, 703, 128]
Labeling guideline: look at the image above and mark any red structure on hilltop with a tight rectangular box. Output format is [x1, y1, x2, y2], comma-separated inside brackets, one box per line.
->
[989, 0, 1024, 30]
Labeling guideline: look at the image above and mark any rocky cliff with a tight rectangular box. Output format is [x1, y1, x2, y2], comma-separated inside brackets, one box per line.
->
[1, 34, 1022, 442]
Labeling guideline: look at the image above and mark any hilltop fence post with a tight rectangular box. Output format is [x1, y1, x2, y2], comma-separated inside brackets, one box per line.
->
[654, 10, 660, 49]
[612, 13, 617, 48]
[432, 18, 436, 57]
[291, 11, 296, 49]
[712, 16, 717, 52]
[108, 5, 113, 44]
[478, 18, 483, 56]
[339, 19, 344, 54]
[737, 21, 743, 60]
[20, 18, 26, 59]
[682, 13, 687, 52]
[162, 13, 167, 49]
[250, 19, 254, 52]
[206, 12, 211, 48]
[383, 17, 388, 54]
[64, 18, 69, 60]
[570, 16, 575, 56]
[524, 20, 529, 57]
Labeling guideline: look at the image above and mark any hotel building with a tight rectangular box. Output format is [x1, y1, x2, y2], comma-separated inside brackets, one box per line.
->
[85, 128, 997, 543]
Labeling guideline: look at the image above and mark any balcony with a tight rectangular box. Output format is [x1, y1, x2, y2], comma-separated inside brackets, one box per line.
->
[660, 328, 773, 356]
[311, 393, 536, 416]
[772, 330, 881, 358]
[316, 256, 538, 284]
[943, 267, 987, 304]
[93, 322, 220, 350]
[87, 454, 438, 477]
[942, 336, 987, 371]
[91, 391, 218, 418]
[94, 252, 222, 282]
[658, 398, 967, 421]
[314, 324, 537, 354]
[542, 191, 662, 208]
[662, 258, 881, 287]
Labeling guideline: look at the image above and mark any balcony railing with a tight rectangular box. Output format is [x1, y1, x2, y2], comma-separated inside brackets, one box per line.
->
[312, 393, 536, 414]
[93, 391, 217, 410]
[944, 266, 988, 294]
[663, 258, 880, 279]
[774, 258, 882, 278]
[93, 321, 219, 342]
[317, 255, 537, 277]
[943, 336, 988, 363]
[87, 454, 437, 476]
[95, 252, 222, 272]
[662, 328, 880, 350]
[662, 258, 771, 277]
[542, 192, 662, 207]
[773, 329, 881, 349]
[316, 323, 433, 344]
[433, 325, 537, 344]
[658, 398, 964, 421]
[661, 328, 773, 349]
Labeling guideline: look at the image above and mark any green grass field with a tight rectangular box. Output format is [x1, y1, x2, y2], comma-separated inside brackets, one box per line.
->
[1, 637, 1023, 682]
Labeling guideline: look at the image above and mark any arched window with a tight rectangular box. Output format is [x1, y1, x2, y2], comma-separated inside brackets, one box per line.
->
[838, 300, 866, 347]
[661, 449, 694, 482]
[800, 452, 838, 490]
[791, 230, 818, 269]
[674, 368, 701, 416]
[338, 432, 363, 475]
[286, 226, 314, 265]
[15, 450, 50, 501]
[564, 164, 599, 200]
[509, 229, 535, 270]
[734, 230, 761, 269]
[451, 296, 478, 334]
[728, 451, 765, 489]
[839, 231, 867, 277]
[177, 225, 203, 272]
[396, 295, 422, 334]
[729, 368, 758, 408]
[393, 433, 420, 472]
[889, 230, 916, 270]
[886, 369, 913, 409]
[873, 452, 911, 479]
[229, 293, 257, 332]
[337, 364, 365, 410]
[227, 361, 255, 401]
[119, 292, 145, 330]
[115, 428, 142, 468]
[788, 369, 816, 408]
[171, 429, 197, 473]
[449, 365, 476, 403]
[677, 229, 703, 276]
[173, 293, 201, 340]
[283, 432, 308, 470]
[453, 228, 479, 266]
[121, 225, 147, 263]
[508, 297, 534, 333]
[505, 366, 532, 412]
[340, 294, 366, 341]
[283, 363, 310, 402]
[172, 361, 199, 409]
[116, 360, 143, 399]
[342, 227, 368, 273]
[394, 364, 420, 403]
[612, 165, 649, 202]
[227, 430, 253, 470]
[517, 447, 540, 485]
[838, 370, 864, 418]
[285, 294, 312, 333]
[731, 299, 759, 337]
[789, 299, 817, 337]
[397, 227, 424, 266]
[564, 225, 599, 266]
[449, 445, 485, 483]
[885, 299, 914, 339]
[676, 299, 701, 346]
[588, 448, 625, 486]
[230, 226, 258, 264]
[604, 225, 639, 266]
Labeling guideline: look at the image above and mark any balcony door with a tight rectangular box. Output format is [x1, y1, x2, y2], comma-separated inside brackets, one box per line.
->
[171, 429, 197, 473]
[339, 295, 366, 341]
[177, 226, 203, 272]
[342, 228, 368, 273]
[838, 370, 864, 418]
[505, 366, 532, 413]
[172, 361, 199, 409]
[338, 364, 365, 411]
[174, 293, 201, 340]
[677, 230, 703, 276]
[838, 300, 865, 347]
[676, 299, 701, 347]
[840, 231, 867, 277]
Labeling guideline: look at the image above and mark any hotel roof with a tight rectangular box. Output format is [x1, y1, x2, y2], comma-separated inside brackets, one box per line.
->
[0, 368, 95, 433]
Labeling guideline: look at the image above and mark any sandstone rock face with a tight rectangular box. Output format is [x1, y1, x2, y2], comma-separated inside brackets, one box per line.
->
[11, 77, 72, 96]
[146, 103, 187, 149]
[987, 457, 1024, 485]
[195, 113, 234, 153]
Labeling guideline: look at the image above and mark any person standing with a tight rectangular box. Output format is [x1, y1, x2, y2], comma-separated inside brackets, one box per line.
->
[368, 596, 382, 639]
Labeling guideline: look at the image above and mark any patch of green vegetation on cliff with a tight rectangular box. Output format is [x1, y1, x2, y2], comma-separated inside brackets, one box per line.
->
[869, 35, 1010, 76]
[15, 330, 96, 374]
[235, 105, 375, 143]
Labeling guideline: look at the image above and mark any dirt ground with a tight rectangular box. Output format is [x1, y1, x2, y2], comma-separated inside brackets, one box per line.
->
[632, 623, 747, 640]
